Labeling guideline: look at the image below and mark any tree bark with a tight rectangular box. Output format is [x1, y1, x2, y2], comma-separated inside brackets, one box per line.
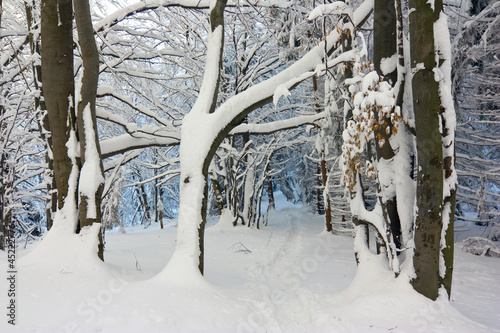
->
[409, 0, 443, 300]
[168, 0, 228, 276]
[312, 74, 331, 229]
[209, 170, 224, 215]
[435, 0, 456, 299]
[74, 0, 105, 260]
[440, 189, 455, 297]
[41, 0, 75, 211]
[321, 154, 333, 232]
[266, 163, 275, 211]
[373, 0, 401, 250]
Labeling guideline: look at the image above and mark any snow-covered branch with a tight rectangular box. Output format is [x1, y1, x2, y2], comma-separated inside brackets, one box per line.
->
[95, 0, 294, 33]
[230, 111, 328, 135]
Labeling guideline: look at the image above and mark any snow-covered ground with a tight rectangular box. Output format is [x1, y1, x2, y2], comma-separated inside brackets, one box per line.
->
[1, 194, 499, 332]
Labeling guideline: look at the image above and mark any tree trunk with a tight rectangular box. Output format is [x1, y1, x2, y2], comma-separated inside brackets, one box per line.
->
[74, 0, 105, 260]
[316, 165, 324, 215]
[266, 165, 275, 211]
[209, 169, 224, 215]
[321, 154, 332, 232]
[41, 0, 75, 211]
[312, 74, 331, 229]
[242, 156, 255, 226]
[409, 0, 443, 300]
[154, 177, 159, 223]
[166, 0, 227, 276]
[435, 0, 457, 298]
[374, 0, 397, 84]
[441, 189, 455, 297]
[373, 0, 402, 250]
[43, 116, 57, 231]
[137, 183, 150, 225]
[159, 188, 164, 229]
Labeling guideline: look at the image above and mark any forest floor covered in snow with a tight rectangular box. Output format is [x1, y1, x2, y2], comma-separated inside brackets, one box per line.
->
[1, 194, 499, 332]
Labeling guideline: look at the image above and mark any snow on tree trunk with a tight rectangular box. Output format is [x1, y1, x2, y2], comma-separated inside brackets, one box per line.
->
[242, 155, 255, 226]
[74, 0, 105, 260]
[266, 168, 275, 211]
[434, 0, 457, 299]
[161, 0, 227, 278]
[373, 0, 402, 251]
[35, 0, 105, 264]
[313, 74, 333, 232]
[208, 162, 224, 215]
[408, 0, 444, 301]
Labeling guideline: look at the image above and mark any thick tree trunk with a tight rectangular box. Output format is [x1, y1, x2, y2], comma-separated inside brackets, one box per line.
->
[166, 0, 227, 276]
[42, 115, 57, 231]
[74, 0, 105, 260]
[409, 0, 443, 300]
[41, 0, 75, 211]
[374, 0, 397, 84]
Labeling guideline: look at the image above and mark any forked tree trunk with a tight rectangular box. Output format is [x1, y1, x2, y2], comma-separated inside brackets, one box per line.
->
[167, 0, 228, 276]
[169, 0, 373, 277]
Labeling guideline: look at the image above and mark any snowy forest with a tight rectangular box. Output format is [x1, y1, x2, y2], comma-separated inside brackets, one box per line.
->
[0, 0, 499, 331]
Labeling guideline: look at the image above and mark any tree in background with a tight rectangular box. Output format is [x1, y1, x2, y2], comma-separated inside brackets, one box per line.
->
[453, 1, 499, 233]
[1, 0, 49, 250]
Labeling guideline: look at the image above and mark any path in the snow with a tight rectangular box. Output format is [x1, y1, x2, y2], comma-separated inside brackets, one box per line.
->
[215, 210, 355, 332]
